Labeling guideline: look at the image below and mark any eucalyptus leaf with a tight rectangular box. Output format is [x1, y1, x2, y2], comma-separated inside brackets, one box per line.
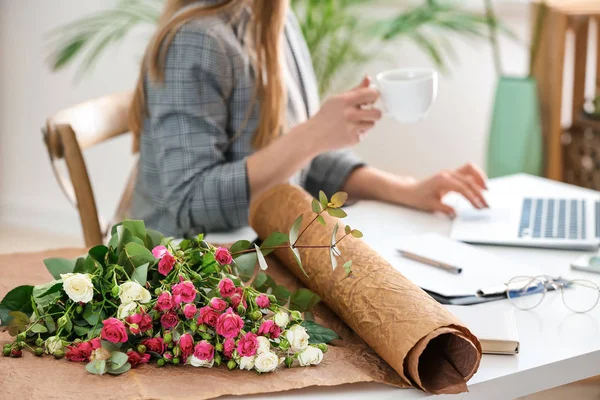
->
[33, 280, 63, 307]
[273, 285, 292, 305]
[101, 340, 122, 352]
[330, 192, 348, 208]
[290, 288, 321, 312]
[107, 362, 131, 375]
[317, 215, 326, 226]
[343, 260, 353, 276]
[351, 229, 363, 238]
[330, 223, 339, 270]
[260, 232, 289, 256]
[43, 258, 74, 280]
[255, 244, 269, 271]
[30, 323, 48, 333]
[85, 359, 107, 375]
[290, 246, 308, 278]
[311, 198, 321, 213]
[345, 225, 351, 235]
[120, 242, 155, 273]
[230, 240, 251, 255]
[289, 215, 303, 245]
[131, 262, 149, 286]
[319, 191, 328, 209]
[302, 320, 340, 344]
[122, 220, 147, 242]
[253, 272, 268, 289]
[234, 253, 258, 281]
[327, 208, 347, 219]
[74, 256, 102, 274]
[88, 245, 108, 265]
[109, 351, 129, 370]
[145, 228, 164, 249]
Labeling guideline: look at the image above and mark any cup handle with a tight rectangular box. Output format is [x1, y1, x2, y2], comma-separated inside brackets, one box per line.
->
[369, 82, 388, 115]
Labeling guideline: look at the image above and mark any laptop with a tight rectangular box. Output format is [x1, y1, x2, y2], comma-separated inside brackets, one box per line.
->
[450, 193, 600, 250]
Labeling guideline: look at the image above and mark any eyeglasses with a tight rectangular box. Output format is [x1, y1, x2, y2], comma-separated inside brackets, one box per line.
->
[506, 275, 600, 313]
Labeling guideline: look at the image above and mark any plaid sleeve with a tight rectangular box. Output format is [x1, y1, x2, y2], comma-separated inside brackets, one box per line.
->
[146, 24, 249, 233]
[304, 150, 365, 198]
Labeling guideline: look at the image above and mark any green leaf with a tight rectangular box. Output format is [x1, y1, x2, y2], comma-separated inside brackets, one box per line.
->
[343, 260, 353, 276]
[74, 256, 102, 274]
[43, 258, 74, 280]
[74, 325, 90, 336]
[330, 192, 348, 208]
[289, 215, 303, 245]
[319, 190, 328, 209]
[122, 220, 147, 242]
[253, 272, 269, 289]
[101, 340, 122, 352]
[45, 316, 56, 333]
[109, 351, 129, 370]
[317, 215, 326, 226]
[302, 320, 340, 344]
[145, 229, 164, 249]
[7, 311, 30, 336]
[33, 280, 63, 308]
[131, 262, 149, 286]
[255, 244, 268, 271]
[330, 223, 339, 271]
[85, 359, 107, 375]
[350, 229, 363, 238]
[273, 285, 292, 305]
[117, 226, 134, 254]
[1, 285, 34, 317]
[260, 232, 289, 256]
[234, 253, 257, 281]
[88, 245, 108, 265]
[311, 198, 321, 213]
[83, 303, 105, 326]
[120, 242, 155, 273]
[30, 323, 48, 333]
[230, 240, 251, 255]
[327, 208, 347, 218]
[290, 246, 308, 278]
[64, 314, 73, 333]
[107, 362, 131, 375]
[290, 288, 321, 312]
[345, 225, 351, 235]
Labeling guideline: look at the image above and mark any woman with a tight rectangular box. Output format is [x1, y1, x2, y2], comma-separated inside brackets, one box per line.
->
[130, 0, 488, 237]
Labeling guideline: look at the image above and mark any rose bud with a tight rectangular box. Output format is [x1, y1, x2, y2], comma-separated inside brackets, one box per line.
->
[250, 310, 262, 321]
[2, 348, 10, 357]
[129, 324, 140, 335]
[111, 286, 120, 298]
[215, 343, 224, 352]
[34, 347, 44, 357]
[163, 332, 172, 343]
[3, 343, 11, 350]
[200, 333, 212, 341]
[214, 353, 222, 366]
[16, 332, 26, 342]
[154, 288, 162, 296]
[11, 348, 22, 357]
[285, 357, 293, 368]
[168, 342, 174, 350]
[137, 344, 146, 354]
[251, 328, 258, 334]
[317, 343, 329, 353]
[35, 338, 44, 347]
[53, 350, 65, 359]
[173, 346, 181, 358]
[163, 351, 173, 362]
[76, 305, 84, 314]
[197, 324, 207, 333]
[189, 321, 198, 333]
[172, 357, 180, 365]
[227, 359, 237, 370]
[57, 316, 68, 329]
[279, 339, 290, 352]
[17, 342, 26, 349]
[290, 310, 302, 322]
[157, 358, 165, 367]
[236, 305, 246, 316]
[267, 295, 277, 304]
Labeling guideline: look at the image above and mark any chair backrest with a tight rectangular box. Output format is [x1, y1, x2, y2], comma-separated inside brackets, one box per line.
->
[43, 91, 137, 247]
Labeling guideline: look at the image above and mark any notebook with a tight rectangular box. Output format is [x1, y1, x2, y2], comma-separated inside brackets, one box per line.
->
[445, 305, 520, 355]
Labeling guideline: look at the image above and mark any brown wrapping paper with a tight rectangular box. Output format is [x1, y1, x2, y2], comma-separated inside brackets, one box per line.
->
[1, 250, 407, 399]
[249, 184, 482, 394]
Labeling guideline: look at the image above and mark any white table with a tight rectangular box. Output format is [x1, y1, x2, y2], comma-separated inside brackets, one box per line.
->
[208, 174, 600, 400]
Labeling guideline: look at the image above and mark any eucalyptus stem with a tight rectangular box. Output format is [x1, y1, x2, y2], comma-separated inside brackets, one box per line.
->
[529, 0, 547, 77]
[293, 207, 329, 247]
[484, 0, 502, 76]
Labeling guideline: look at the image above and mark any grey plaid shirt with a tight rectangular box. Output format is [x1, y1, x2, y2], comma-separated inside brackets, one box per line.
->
[131, 6, 364, 237]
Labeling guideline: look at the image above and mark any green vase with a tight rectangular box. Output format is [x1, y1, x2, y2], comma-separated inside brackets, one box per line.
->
[486, 76, 543, 178]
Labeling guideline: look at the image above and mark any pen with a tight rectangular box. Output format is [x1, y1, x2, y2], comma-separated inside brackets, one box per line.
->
[397, 250, 463, 274]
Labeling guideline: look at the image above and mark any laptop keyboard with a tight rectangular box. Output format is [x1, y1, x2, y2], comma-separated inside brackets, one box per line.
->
[518, 198, 600, 240]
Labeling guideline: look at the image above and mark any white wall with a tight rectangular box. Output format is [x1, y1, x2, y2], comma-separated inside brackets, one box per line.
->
[0, 0, 533, 236]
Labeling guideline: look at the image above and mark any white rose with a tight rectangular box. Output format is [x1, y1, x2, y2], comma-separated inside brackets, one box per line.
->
[117, 301, 137, 319]
[254, 351, 279, 373]
[298, 346, 323, 367]
[256, 336, 270, 354]
[239, 356, 255, 370]
[285, 324, 309, 352]
[119, 281, 151, 304]
[60, 273, 94, 303]
[44, 336, 64, 355]
[188, 355, 214, 368]
[274, 311, 289, 328]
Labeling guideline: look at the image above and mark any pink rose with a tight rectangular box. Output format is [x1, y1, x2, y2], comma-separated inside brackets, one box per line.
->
[223, 338, 235, 358]
[156, 292, 174, 312]
[237, 332, 258, 357]
[65, 341, 93, 362]
[216, 308, 244, 339]
[215, 247, 233, 265]
[257, 320, 281, 339]
[194, 340, 214, 361]
[198, 306, 220, 327]
[153, 246, 176, 276]
[209, 297, 227, 312]
[138, 312, 153, 333]
[127, 350, 151, 367]
[101, 318, 128, 343]
[218, 278, 236, 298]
[127, 313, 142, 325]
[178, 333, 194, 361]
[172, 281, 196, 304]
[89, 338, 101, 350]
[142, 337, 166, 354]
[129, 324, 141, 335]
[160, 311, 179, 329]
[230, 293, 247, 309]
[255, 294, 270, 308]
[183, 303, 197, 319]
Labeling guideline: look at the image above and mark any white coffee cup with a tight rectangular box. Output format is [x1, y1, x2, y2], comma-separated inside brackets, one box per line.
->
[371, 67, 438, 123]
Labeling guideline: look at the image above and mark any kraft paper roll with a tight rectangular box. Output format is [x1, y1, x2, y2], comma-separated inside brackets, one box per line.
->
[249, 184, 482, 394]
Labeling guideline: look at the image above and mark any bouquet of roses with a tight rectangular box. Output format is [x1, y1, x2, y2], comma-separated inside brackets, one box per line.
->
[0, 191, 356, 376]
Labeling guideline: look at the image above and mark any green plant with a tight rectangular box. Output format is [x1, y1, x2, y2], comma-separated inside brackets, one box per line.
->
[47, 0, 514, 94]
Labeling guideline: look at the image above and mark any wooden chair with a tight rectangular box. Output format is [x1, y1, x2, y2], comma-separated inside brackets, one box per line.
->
[42, 91, 137, 247]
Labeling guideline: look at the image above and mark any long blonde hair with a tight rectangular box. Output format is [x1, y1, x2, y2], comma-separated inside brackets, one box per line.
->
[129, 0, 288, 151]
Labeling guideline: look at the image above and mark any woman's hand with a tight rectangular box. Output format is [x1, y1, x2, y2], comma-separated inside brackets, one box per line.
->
[402, 163, 489, 217]
[301, 77, 382, 153]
